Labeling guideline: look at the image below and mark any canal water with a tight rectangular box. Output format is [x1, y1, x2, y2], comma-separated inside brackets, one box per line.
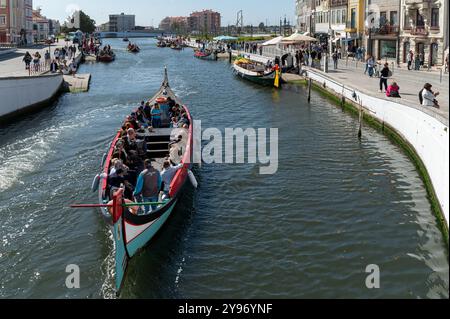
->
[0, 39, 448, 299]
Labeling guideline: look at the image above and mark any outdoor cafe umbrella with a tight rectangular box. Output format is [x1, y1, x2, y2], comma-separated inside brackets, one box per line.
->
[261, 36, 284, 46]
[213, 35, 238, 42]
[281, 31, 317, 44]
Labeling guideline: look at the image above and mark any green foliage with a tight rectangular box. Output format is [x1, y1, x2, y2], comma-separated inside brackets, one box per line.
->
[61, 11, 96, 34]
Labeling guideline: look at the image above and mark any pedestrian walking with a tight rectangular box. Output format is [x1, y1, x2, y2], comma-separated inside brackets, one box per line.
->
[367, 56, 375, 77]
[414, 55, 421, 70]
[22, 51, 32, 70]
[33, 51, 41, 72]
[407, 50, 413, 70]
[332, 50, 339, 69]
[44, 50, 51, 68]
[379, 63, 391, 93]
[420, 83, 440, 108]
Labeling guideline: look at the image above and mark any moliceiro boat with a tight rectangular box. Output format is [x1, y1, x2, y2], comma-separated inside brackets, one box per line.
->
[97, 48, 116, 62]
[75, 68, 195, 294]
[127, 43, 140, 53]
[233, 58, 285, 88]
[194, 50, 218, 61]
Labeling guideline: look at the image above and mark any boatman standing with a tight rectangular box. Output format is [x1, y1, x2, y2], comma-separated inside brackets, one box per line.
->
[133, 159, 162, 213]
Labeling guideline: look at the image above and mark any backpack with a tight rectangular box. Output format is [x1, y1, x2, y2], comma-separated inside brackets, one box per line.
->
[418, 89, 423, 105]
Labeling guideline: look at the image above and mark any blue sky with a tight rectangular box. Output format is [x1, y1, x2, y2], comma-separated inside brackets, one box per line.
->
[34, 0, 295, 27]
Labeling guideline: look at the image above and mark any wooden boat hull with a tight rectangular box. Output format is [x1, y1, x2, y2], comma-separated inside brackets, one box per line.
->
[195, 52, 217, 61]
[97, 54, 115, 62]
[98, 68, 193, 293]
[233, 63, 285, 87]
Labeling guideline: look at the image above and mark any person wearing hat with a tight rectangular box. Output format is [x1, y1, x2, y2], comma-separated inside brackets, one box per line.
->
[134, 159, 162, 213]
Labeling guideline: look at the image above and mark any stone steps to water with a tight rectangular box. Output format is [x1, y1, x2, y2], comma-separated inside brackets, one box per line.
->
[62, 74, 91, 93]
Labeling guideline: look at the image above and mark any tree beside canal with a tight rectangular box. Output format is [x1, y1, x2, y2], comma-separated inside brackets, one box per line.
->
[62, 11, 96, 34]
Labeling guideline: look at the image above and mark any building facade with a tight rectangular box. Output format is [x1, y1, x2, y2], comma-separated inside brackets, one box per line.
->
[399, 0, 447, 67]
[109, 13, 135, 32]
[159, 16, 188, 33]
[330, 0, 348, 49]
[0, 0, 33, 44]
[365, 0, 401, 61]
[188, 10, 221, 35]
[32, 8, 48, 42]
[344, 0, 365, 48]
[296, 0, 315, 33]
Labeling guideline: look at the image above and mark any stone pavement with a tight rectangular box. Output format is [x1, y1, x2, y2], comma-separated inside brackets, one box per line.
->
[232, 49, 449, 124]
[0, 41, 75, 78]
[323, 58, 449, 123]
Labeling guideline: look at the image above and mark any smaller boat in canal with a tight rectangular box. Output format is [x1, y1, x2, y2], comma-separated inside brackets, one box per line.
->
[194, 49, 218, 61]
[123, 37, 129, 42]
[97, 51, 116, 62]
[170, 44, 182, 50]
[233, 58, 285, 88]
[127, 43, 140, 53]
[157, 41, 167, 48]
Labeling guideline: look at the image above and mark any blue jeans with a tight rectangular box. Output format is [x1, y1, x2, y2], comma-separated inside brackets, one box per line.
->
[141, 196, 159, 214]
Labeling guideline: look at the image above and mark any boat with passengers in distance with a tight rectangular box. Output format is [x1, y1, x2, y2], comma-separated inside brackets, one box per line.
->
[88, 68, 194, 294]
[233, 57, 285, 88]
[97, 46, 116, 62]
[127, 43, 140, 53]
[194, 49, 218, 61]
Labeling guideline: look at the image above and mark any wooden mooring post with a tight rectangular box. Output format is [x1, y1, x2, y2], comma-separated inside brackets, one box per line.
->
[307, 78, 312, 103]
[358, 98, 363, 139]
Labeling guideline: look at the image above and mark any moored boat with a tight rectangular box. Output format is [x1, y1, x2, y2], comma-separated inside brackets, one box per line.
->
[89, 68, 194, 293]
[97, 51, 116, 62]
[233, 58, 284, 88]
[194, 50, 218, 61]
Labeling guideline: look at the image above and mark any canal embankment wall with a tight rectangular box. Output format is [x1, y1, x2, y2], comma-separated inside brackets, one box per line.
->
[0, 52, 85, 122]
[305, 69, 449, 237]
[0, 73, 64, 122]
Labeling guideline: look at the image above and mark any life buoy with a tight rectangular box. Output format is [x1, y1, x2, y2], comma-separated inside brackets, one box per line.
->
[156, 97, 167, 104]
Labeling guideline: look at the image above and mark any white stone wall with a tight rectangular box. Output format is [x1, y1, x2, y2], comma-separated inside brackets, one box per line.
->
[0, 73, 63, 118]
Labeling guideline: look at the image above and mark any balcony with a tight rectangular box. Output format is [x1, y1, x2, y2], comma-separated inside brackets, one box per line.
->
[410, 26, 428, 36]
[370, 25, 399, 35]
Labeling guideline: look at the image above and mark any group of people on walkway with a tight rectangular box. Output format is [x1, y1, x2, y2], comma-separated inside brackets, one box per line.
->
[406, 50, 426, 71]
[22, 44, 79, 76]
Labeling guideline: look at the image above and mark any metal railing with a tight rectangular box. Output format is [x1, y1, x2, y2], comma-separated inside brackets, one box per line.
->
[28, 62, 50, 76]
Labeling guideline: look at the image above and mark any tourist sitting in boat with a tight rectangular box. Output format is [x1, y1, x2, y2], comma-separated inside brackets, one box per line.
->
[170, 117, 179, 128]
[151, 104, 162, 128]
[108, 168, 134, 199]
[133, 159, 162, 213]
[178, 113, 191, 127]
[161, 160, 184, 199]
[124, 128, 139, 153]
[125, 114, 140, 130]
[135, 107, 146, 127]
[110, 158, 129, 177]
[112, 139, 128, 164]
[166, 97, 176, 108]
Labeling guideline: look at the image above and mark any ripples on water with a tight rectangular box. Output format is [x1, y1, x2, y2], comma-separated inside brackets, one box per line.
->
[0, 39, 448, 299]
